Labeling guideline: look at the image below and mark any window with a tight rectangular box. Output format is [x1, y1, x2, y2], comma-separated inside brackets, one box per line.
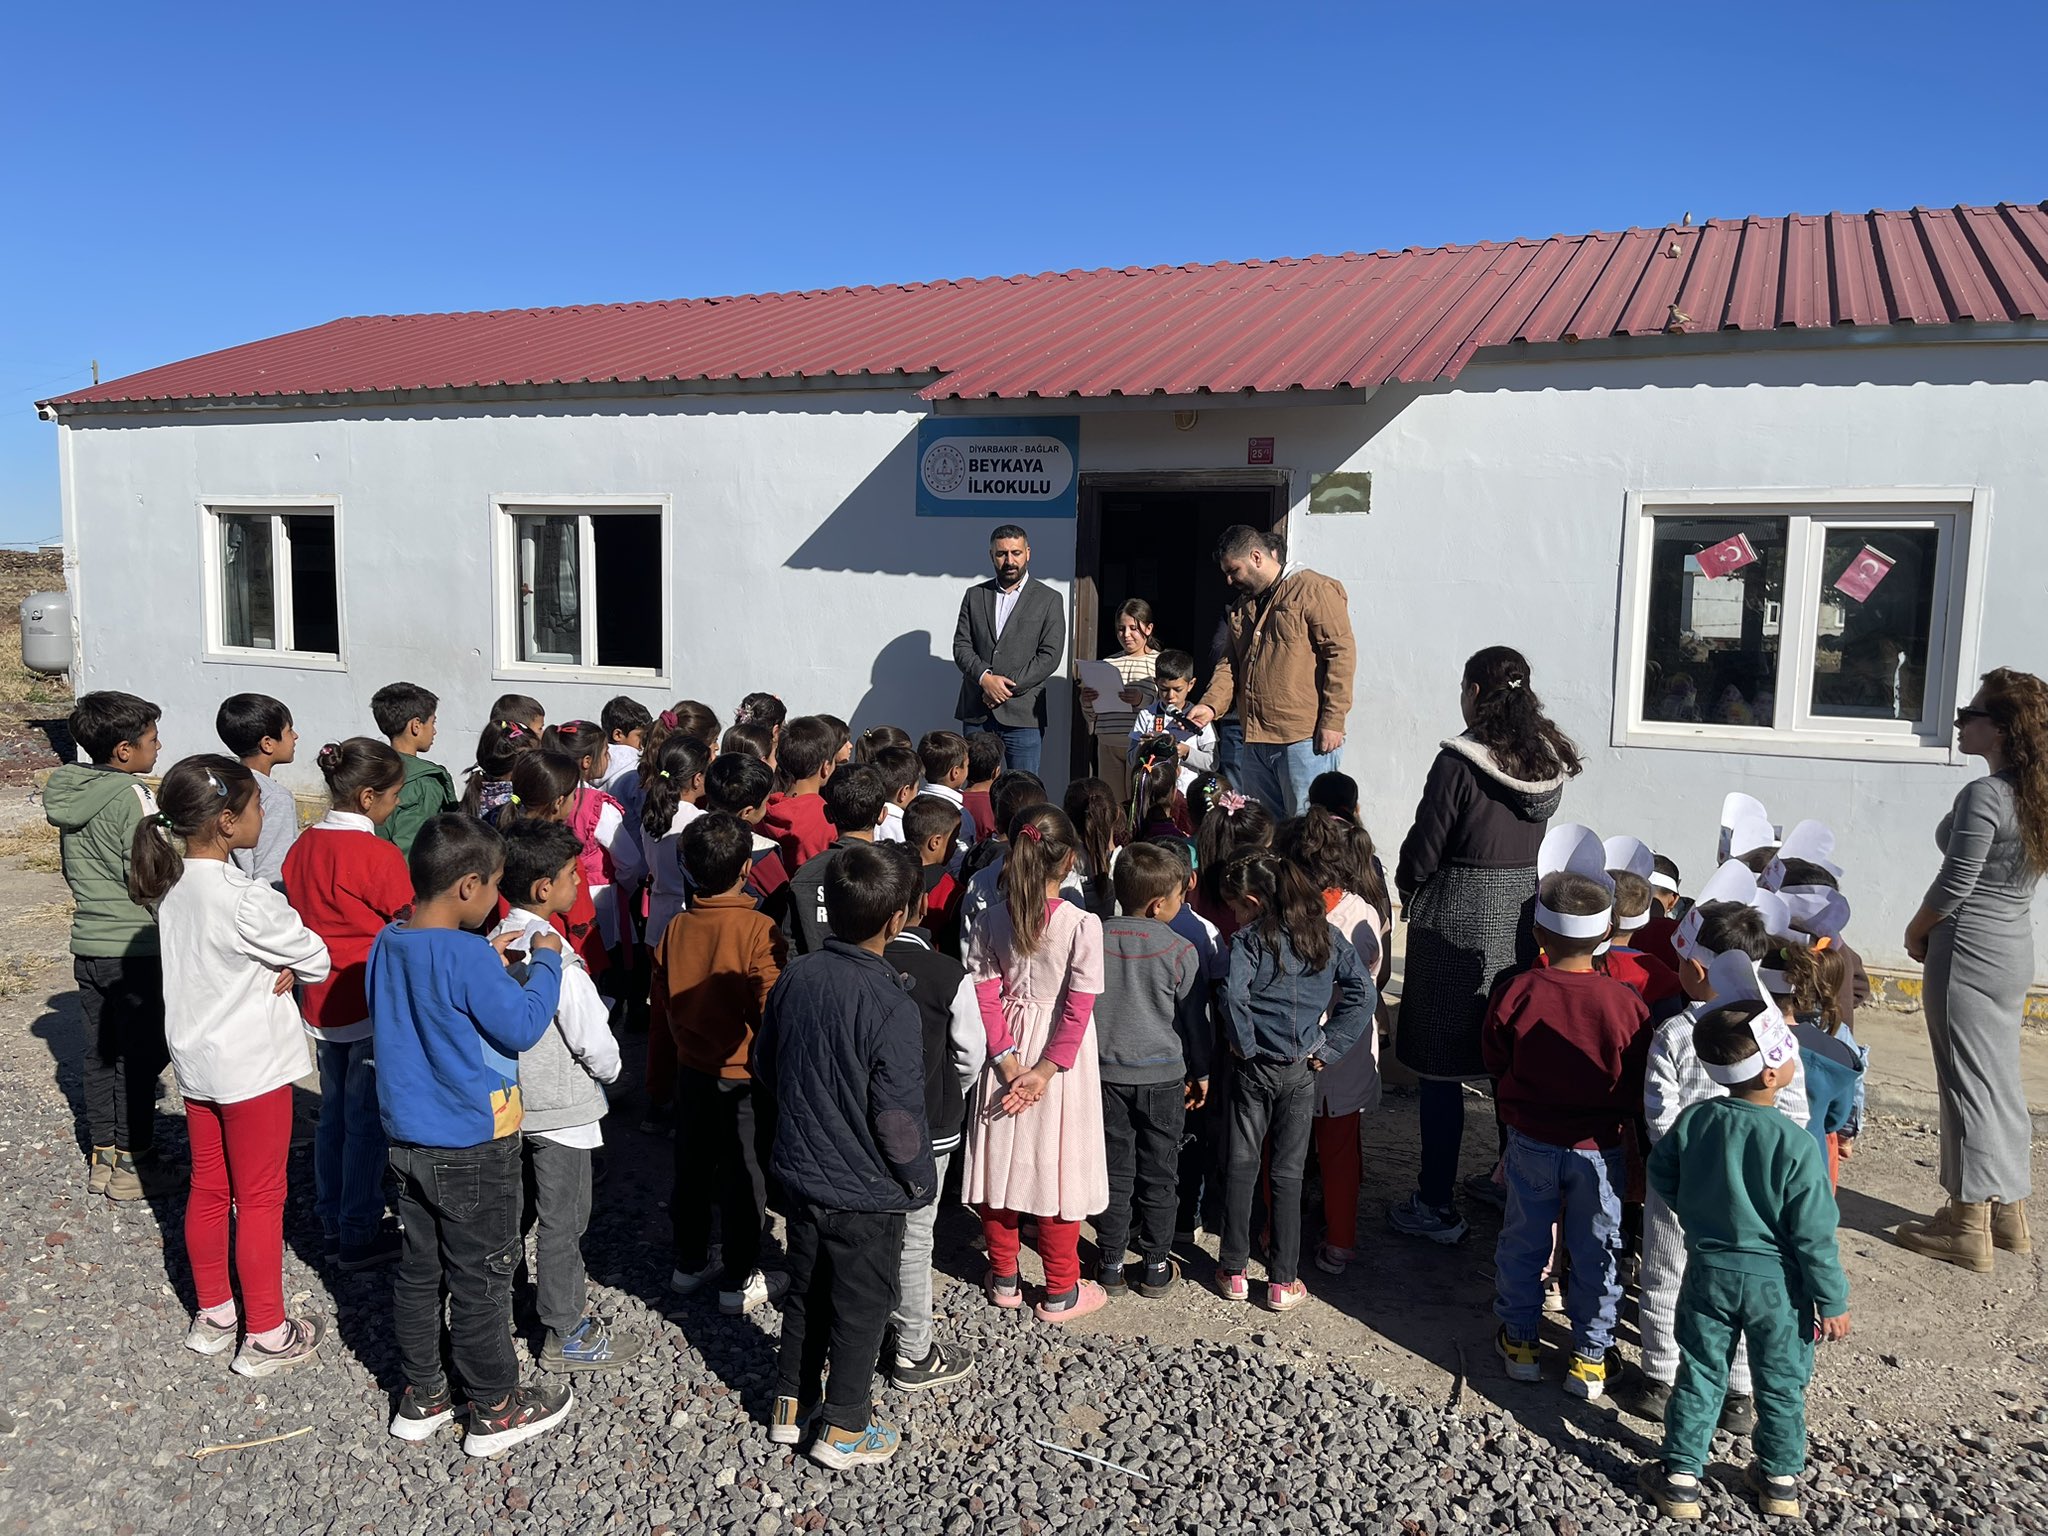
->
[495, 498, 668, 678]
[1616, 491, 1988, 761]
[203, 501, 343, 664]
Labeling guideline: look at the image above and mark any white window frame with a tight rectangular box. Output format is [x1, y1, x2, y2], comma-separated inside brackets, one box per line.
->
[490, 494, 672, 685]
[199, 496, 348, 671]
[1613, 488, 1991, 765]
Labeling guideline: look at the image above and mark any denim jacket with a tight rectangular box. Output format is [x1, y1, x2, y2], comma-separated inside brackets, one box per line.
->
[1222, 924, 1375, 1065]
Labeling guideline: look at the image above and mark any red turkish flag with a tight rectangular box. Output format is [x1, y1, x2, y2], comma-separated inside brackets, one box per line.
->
[1832, 545, 1894, 603]
[1693, 532, 1758, 580]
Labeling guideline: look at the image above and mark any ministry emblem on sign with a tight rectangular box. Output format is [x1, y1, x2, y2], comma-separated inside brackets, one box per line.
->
[921, 442, 967, 495]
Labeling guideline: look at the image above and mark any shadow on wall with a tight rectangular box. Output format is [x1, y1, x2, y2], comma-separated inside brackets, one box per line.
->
[850, 630, 967, 738]
[782, 420, 1005, 579]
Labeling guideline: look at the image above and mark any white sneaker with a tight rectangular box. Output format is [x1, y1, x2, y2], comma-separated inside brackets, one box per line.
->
[669, 1259, 720, 1297]
[720, 1269, 790, 1315]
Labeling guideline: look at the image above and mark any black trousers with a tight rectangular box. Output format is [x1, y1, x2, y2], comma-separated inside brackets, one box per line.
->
[775, 1203, 905, 1434]
[1177, 1056, 1231, 1232]
[75, 955, 168, 1153]
[389, 1135, 524, 1404]
[672, 1071, 767, 1285]
[1221, 1057, 1316, 1285]
[1098, 1080, 1186, 1269]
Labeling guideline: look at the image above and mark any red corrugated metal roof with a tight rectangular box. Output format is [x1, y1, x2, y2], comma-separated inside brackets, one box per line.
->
[42, 201, 2048, 411]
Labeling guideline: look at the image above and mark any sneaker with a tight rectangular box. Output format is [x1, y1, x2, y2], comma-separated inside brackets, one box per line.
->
[338, 1230, 404, 1273]
[184, 1311, 238, 1357]
[230, 1315, 324, 1378]
[1034, 1280, 1109, 1325]
[540, 1315, 643, 1373]
[1136, 1259, 1179, 1299]
[1563, 1350, 1608, 1400]
[1720, 1393, 1757, 1435]
[87, 1145, 117, 1196]
[390, 1384, 461, 1442]
[720, 1270, 790, 1316]
[1313, 1242, 1353, 1276]
[890, 1341, 972, 1392]
[1745, 1462, 1800, 1518]
[983, 1270, 1024, 1309]
[809, 1419, 900, 1469]
[1215, 1268, 1249, 1302]
[1495, 1326, 1542, 1382]
[1618, 1373, 1672, 1423]
[1096, 1264, 1129, 1298]
[1387, 1193, 1467, 1245]
[668, 1257, 721, 1297]
[1462, 1171, 1508, 1212]
[463, 1383, 573, 1458]
[1640, 1465, 1703, 1521]
[769, 1395, 819, 1445]
[103, 1151, 158, 1202]
[1265, 1279, 1309, 1312]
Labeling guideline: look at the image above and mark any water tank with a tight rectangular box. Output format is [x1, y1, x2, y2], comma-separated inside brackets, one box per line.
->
[21, 591, 71, 676]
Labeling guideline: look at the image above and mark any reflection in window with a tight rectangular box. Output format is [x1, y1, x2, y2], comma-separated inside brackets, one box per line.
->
[220, 514, 277, 650]
[1810, 528, 1938, 724]
[517, 514, 582, 665]
[1640, 517, 1787, 728]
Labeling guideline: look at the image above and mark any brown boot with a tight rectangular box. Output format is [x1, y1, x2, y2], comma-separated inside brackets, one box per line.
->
[1992, 1199, 2032, 1254]
[1898, 1199, 1962, 1238]
[1896, 1200, 1993, 1272]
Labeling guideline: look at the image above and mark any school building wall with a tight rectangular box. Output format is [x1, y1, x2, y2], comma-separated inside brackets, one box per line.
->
[58, 339, 2048, 973]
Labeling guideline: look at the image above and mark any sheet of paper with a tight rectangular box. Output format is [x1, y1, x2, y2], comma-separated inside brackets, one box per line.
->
[1075, 657, 1136, 701]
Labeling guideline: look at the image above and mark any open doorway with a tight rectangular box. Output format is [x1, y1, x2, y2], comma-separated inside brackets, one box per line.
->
[1072, 471, 1289, 779]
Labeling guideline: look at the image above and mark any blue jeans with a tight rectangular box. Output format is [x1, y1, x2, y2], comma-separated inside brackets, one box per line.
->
[1494, 1128, 1626, 1354]
[1213, 717, 1245, 790]
[958, 717, 1042, 775]
[1238, 738, 1342, 819]
[315, 1036, 388, 1247]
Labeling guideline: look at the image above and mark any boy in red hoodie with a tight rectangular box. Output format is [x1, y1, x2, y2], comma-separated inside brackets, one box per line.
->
[757, 717, 839, 871]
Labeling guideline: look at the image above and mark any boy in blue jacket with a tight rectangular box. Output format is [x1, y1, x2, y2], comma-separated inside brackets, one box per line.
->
[368, 814, 567, 1459]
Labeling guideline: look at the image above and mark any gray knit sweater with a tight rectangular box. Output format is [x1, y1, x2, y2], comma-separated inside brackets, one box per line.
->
[1095, 916, 1210, 1087]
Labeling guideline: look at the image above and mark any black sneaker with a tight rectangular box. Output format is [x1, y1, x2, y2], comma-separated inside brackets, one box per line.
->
[1097, 1264, 1129, 1298]
[1137, 1259, 1180, 1298]
[390, 1384, 461, 1442]
[462, 1384, 573, 1458]
[1640, 1464, 1703, 1521]
[890, 1340, 973, 1392]
[339, 1230, 403, 1273]
[1720, 1392, 1757, 1436]
[1619, 1373, 1672, 1423]
[1745, 1462, 1800, 1518]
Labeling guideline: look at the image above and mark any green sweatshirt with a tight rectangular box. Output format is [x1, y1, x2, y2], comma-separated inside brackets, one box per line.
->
[379, 752, 456, 857]
[44, 764, 159, 958]
[1648, 1096, 1849, 1318]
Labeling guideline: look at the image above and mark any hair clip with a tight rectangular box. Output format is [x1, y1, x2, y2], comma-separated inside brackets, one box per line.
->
[659, 710, 678, 729]
[1507, 677, 1525, 690]
[1019, 823, 1044, 842]
[658, 770, 671, 780]
[203, 769, 228, 798]
[509, 794, 522, 805]
[155, 811, 175, 829]
[1217, 789, 1247, 816]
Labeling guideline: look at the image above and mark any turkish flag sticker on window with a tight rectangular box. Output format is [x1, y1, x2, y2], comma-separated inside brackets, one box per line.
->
[1832, 545, 1895, 603]
[1693, 532, 1759, 580]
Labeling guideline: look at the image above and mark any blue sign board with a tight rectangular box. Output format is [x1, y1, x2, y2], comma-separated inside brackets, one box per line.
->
[915, 415, 1080, 518]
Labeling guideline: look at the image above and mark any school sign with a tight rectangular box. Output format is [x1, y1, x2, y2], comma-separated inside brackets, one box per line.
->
[915, 416, 1079, 518]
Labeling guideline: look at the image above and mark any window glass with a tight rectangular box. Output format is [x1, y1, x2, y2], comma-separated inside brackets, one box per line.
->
[220, 514, 276, 650]
[592, 514, 662, 669]
[1640, 517, 1787, 727]
[1809, 526, 1940, 724]
[284, 515, 339, 656]
[517, 514, 581, 664]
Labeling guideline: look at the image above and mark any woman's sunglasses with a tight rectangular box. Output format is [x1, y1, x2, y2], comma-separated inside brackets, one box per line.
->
[1955, 706, 1992, 727]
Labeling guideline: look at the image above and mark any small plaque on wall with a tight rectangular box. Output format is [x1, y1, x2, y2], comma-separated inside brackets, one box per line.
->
[1309, 471, 1371, 515]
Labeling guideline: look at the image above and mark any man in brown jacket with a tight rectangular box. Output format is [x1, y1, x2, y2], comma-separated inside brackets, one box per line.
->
[1186, 525, 1355, 817]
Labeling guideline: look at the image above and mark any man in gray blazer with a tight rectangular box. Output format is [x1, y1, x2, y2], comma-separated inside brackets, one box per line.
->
[952, 524, 1066, 774]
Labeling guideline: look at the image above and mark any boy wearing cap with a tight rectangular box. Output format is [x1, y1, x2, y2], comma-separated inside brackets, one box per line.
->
[1640, 999, 1850, 1523]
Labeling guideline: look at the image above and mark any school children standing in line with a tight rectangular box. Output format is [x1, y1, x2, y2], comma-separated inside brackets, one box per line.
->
[371, 682, 455, 856]
[215, 693, 301, 889]
[786, 765, 889, 956]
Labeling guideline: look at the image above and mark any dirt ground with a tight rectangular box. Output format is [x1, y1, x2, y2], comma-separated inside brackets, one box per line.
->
[0, 781, 2041, 1458]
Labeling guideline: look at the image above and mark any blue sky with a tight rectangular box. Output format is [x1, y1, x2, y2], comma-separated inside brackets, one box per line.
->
[3, 2, 2043, 543]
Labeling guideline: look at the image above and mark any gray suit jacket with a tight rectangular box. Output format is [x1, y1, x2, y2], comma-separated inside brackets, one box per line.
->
[952, 576, 1067, 728]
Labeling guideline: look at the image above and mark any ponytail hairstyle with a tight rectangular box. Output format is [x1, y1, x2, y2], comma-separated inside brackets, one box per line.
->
[1461, 645, 1583, 784]
[1196, 792, 1275, 912]
[317, 737, 406, 814]
[1216, 850, 1333, 972]
[641, 698, 722, 784]
[734, 691, 787, 743]
[1061, 776, 1121, 880]
[503, 748, 584, 826]
[1976, 666, 2048, 878]
[1776, 941, 1823, 1021]
[542, 719, 608, 782]
[1809, 943, 1848, 1031]
[1129, 740, 1181, 838]
[1277, 807, 1391, 930]
[641, 731, 712, 843]
[998, 803, 1077, 957]
[720, 722, 775, 765]
[129, 754, 256, 906]
[461, 718, 537, 814]
[854, 723, 912, 765]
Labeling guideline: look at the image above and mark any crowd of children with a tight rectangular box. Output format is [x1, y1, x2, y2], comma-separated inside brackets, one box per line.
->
[49, 667, 1881, 1509]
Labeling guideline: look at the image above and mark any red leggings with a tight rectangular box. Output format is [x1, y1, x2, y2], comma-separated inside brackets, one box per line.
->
[184, 1086, 293, 1332]
[979, 1206, 1081, 1295]
[1316, 1112, 1362, 1250]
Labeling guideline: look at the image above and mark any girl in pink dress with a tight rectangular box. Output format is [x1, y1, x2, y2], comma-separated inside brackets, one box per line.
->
[963, 804, 1109, 1323]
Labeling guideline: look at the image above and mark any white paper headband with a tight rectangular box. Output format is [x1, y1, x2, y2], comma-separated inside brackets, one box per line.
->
[1535, 901, 1613, 939]
[1649, 871, 1681, 894]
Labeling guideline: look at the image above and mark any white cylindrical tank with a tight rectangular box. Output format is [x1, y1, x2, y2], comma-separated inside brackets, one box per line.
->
[21, 591, 71, 676]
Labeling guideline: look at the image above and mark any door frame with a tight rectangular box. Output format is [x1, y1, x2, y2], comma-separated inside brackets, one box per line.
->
[1071, 469, 1292, 780]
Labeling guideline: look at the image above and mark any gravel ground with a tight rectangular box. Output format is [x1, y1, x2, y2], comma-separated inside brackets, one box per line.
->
[1, 789, 2046, 1534]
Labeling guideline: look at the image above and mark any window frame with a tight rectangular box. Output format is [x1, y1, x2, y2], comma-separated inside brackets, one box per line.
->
[489, 494, 673, 686]
[198, 496, 348, 671]
[1612, 487, 1991, 765]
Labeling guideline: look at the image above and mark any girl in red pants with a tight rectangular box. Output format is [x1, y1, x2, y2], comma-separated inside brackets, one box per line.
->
[131, 754, 332, 1377]
[962, 806, 1109, 1323]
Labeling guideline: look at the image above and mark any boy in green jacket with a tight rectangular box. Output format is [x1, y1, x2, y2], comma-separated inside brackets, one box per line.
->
[45, 691, 166, 1200]
[372, 681, 454, 856]
[1641, 999, 1851, 1522]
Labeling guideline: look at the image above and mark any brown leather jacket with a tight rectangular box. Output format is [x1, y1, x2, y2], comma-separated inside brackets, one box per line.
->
[1197, 567, 1356, 745]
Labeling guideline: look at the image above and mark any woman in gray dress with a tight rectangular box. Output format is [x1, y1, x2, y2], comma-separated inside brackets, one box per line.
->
[1897, 666, 2048, 1270]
